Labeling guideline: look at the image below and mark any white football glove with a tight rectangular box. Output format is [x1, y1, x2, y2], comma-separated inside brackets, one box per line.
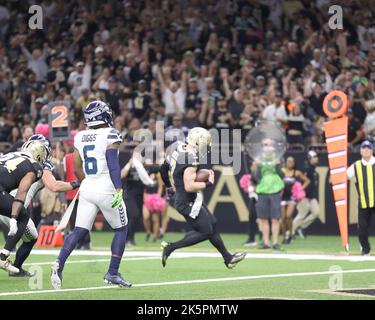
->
[8, 218, 18, 236]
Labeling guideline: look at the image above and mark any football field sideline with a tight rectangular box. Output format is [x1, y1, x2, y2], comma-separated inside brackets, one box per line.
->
[2, 234, 375, 300]
[27, 248, 375, 262]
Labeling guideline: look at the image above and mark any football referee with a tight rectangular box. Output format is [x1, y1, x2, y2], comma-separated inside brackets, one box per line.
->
[347, 140, 375, 255]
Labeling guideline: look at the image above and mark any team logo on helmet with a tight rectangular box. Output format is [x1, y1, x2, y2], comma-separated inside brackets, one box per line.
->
[28, 134, 52, 160]
[186, 127, 212, 155]
[21, 140, 48, 165]
[84, 100, 114, 127]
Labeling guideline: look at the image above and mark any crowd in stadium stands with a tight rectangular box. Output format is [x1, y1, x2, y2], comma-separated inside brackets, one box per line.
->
[0, 0, 374, 153]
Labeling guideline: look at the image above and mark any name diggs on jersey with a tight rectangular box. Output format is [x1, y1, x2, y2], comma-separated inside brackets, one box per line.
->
[81, 134, 97, 143]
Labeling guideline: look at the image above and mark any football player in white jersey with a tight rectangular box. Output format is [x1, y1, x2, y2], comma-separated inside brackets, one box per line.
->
[51, 101, 130, 289]
[0, 134, 80, 277]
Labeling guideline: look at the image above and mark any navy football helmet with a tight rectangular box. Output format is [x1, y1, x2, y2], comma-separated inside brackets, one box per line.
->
[84, 101, 114, 127]
[28, 134, 52, 160]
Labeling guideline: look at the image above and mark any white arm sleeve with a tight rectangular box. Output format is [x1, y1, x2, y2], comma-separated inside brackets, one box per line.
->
[10, 180, 45, 208]
[25, 180, 45, 207]
[347, 164, 355, 180]
[133, 158, 154, 186]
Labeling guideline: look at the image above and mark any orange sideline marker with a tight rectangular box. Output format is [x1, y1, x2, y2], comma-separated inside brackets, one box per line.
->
[323, 90, 349, 252]
[37, 225, 64, 248]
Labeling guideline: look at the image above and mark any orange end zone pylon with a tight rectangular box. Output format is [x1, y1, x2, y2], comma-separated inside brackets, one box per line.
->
[323, 90, 349, 252]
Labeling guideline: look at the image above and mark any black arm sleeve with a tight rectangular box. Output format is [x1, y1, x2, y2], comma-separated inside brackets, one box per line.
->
[160, 160, 172, 188]
[252, 165, 262, 184]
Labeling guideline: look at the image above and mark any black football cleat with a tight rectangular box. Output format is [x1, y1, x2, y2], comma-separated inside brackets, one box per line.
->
[9, 268, 36, 278]
[161, 241, 172, 267]
[104, 272, 132, 288]
[225, 252, 247, 269]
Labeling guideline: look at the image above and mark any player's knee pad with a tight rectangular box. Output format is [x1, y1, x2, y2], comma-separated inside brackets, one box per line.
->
[21, 219, 38, 242]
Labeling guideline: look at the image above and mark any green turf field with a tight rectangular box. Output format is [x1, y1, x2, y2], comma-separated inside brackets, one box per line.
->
[1, 232, 375, 300]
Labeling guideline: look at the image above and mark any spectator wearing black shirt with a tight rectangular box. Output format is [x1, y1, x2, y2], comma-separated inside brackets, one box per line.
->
[104, 77, 121, 116]
[130, 80, 151, 123]
[114, 65, 128, 87]
[120, 151, 156, 247]
[3, 125, 34, 154]
[348, 108, 364, 149]
[207, 97, 235, 130]
[185, 78, 201, 110]
[285, 42, 304, 75]
[165, 115, 189, 141]
[130, 61, 152, 89]
[254, 75, 267, 95]
[92, 46, 111, 81]
[46, 55, 66, 92]
[227, 89, 246, 125]
[202, 77, 222, 110]
[308, 82, 327, 117]
[0, 0, 374, 157]
[182, 108, 203, 129]
[286, 103, 305, 145]
[293, 150, 320, 238]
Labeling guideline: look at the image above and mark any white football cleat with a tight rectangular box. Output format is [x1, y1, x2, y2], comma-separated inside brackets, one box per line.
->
[50, 261, 63, 290]
[0, 257, 19, 274]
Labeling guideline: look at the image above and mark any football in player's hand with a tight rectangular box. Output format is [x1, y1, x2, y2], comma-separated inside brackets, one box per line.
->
[195, 169, 211, 182]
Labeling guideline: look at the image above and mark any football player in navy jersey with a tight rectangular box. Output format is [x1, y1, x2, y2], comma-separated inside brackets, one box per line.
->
[160, 127, 246, 269]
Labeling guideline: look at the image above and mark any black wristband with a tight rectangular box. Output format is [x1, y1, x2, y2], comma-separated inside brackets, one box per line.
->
[13, 198, 25, 205]
[70, 180, 81, 189]
[205, 181, 213, 188]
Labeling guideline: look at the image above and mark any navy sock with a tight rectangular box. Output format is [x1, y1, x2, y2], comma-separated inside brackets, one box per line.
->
[108, 226, 127, 275]
[14, 240, 37, 269]
[57, 227, 88, 268]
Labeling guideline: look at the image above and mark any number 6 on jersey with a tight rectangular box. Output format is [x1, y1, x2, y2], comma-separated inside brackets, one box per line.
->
[83, 145, 98, 175]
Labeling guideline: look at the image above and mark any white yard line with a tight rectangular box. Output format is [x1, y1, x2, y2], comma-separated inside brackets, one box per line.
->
[1, 268, 375, 297]
[23, 256, 159, 267]
[27, 249, 375, 262]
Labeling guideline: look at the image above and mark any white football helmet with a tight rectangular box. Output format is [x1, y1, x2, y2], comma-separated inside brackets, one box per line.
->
[186, 127, 212, 155]
[21, 140, 48, 165]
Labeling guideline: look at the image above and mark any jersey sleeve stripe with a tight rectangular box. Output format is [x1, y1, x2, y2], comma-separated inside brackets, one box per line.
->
[107, 134, 121, 139]
[43, 161, 54, 171]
